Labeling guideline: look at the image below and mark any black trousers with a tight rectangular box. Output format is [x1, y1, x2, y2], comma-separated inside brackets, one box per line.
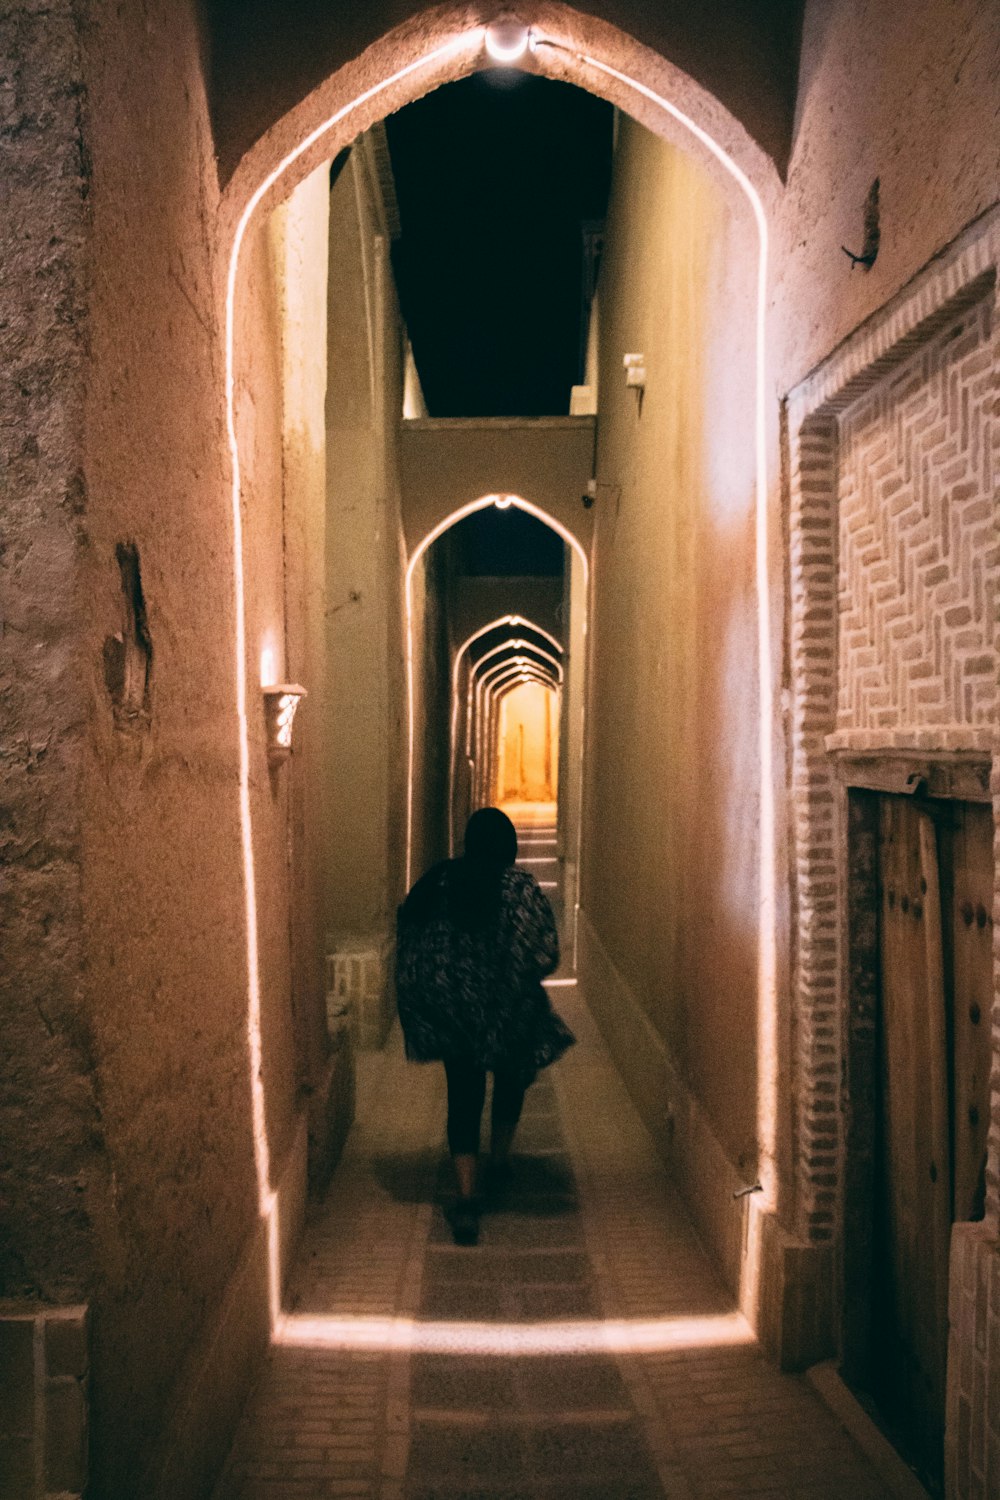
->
[443, 1059, 526, 1157]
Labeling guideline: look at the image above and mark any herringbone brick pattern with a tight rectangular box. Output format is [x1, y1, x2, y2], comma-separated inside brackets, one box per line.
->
[836, 297, 997, 734]
[786, 209, 1000, 1262]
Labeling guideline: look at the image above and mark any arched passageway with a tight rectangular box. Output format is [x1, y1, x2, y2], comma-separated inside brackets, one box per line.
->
[450, 614, 567, 848]
[4, 4, 999, 1498]
[403, 493, 589, 890]
[209, 18, 831, 1498]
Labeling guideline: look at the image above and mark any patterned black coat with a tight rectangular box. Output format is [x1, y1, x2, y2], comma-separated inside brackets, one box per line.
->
[395, 860, 573, 1081]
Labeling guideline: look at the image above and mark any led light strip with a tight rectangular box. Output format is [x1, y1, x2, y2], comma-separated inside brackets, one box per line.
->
[277, 1309, 754, 1354]
[224, 29, 484, 1315]
[225, 23, 774, 1335]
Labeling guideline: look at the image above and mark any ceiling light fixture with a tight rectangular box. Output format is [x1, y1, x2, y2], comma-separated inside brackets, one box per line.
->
[484, 18, 530, 64]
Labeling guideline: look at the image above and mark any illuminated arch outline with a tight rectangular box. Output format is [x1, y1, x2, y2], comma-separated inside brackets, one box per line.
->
[450, 613, 565, 835]
[481, 672, 561, 808]
[474, 659, 561, 793]
[467, 640, 565, 755]
[464, 632, 564, 753]
[472, 656, 562, 782]
[222, 19, 776, 1331]
[460, 640, 565, 838]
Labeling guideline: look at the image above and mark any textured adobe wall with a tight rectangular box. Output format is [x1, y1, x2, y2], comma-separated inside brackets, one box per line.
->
[558, 545, 587, 901]
[0, 3, 110, 1305]
[204, 0, 804, 182]
[582, 115, 760, 1173]
[409, 543, 452, 883]
[72, 1, 332, 1490]
[772, 0, 1000, 392]
[76, 2, 277, 1491]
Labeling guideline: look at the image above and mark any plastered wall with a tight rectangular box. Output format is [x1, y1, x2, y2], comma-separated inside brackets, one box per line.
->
[409, 544, 453, 883]
[399, 417, 594, 556]
[771, 0, 1000, 396]
[267, 165, 337, 1164]
[0, 3, 102, 1311]
[1, 2, 336, 1490]
[581, 115, 761, 1199]
[76, 3, 273, 1493]
[579, 0, 1000, 1302]
[324, 147, 410, 945]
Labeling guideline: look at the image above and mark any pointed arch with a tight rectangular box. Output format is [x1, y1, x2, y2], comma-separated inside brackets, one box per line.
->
[217, 11, 779, 1331]
[406, 494, 588, 885]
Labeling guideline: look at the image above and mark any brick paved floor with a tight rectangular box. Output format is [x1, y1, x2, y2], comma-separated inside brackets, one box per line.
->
[213, 989, 896, 1498]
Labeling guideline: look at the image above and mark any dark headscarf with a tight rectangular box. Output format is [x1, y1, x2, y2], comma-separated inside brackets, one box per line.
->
[451, 807, 518, 929]
[463, 807, 518, 866]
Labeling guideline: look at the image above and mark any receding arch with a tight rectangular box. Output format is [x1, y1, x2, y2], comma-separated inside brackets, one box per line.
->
[217, 6, 782, 241]
[474, 661, 561, 810]
[452, 615, 564, 767]
[469, 639, 564, 687]
[405, 494, 589, 887]
[463, 640, 564, 803]
[478, 668, 561, 808]
[449, 615, 566, 849]
[485, 673, 562, 811]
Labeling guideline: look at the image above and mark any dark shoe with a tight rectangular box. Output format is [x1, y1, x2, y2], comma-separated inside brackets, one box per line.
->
[446, 1198, 480, 1246]
[484, 1158, 514, 1198]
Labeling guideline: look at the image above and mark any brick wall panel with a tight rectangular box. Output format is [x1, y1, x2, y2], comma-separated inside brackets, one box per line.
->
[789, 208, 1000, 1499]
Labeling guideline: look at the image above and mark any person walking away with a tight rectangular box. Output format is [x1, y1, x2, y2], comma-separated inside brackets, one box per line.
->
[396, 807, 574, 1244]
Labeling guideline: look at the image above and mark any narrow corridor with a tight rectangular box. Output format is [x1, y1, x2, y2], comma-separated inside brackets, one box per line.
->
[215, 826, 893, 1500]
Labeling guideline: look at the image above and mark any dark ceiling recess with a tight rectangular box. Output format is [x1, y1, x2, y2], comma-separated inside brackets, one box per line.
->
[385, 71, 613, 419]
[448, 507, 564, 577]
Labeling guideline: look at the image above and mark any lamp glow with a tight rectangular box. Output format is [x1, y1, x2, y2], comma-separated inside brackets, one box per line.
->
[260, 640, 279, 687]
[484, 19, 530, 63]
[277, 1310, 753, 1356]
[494, 492, 514, 509]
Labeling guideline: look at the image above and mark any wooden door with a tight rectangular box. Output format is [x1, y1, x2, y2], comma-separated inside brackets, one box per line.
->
[944, 802, 993, 1223]
[873, 796, 952, 1477]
